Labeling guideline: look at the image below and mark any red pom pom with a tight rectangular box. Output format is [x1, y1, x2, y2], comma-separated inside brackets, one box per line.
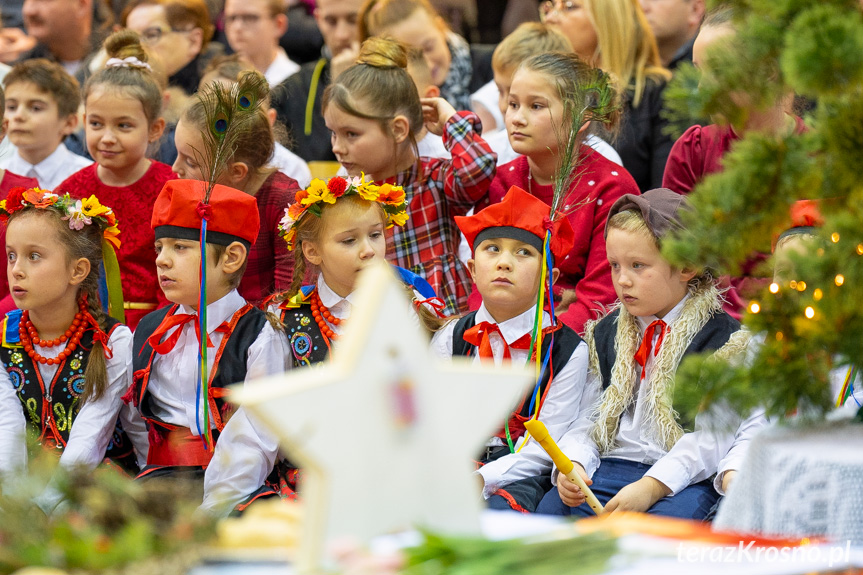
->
[327, 177, 348, 197]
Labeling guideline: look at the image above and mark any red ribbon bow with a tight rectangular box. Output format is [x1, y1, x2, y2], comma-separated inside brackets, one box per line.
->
[463, 321, 532, 361]
[634, 319, 667, 380]
[414, 297, 447, 318]
[196, 201, 213, 221]
[146, 312, 230, 355]
[92, 329, 113, 359]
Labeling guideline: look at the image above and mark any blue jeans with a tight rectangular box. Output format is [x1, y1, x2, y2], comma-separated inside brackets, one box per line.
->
[535, 458, 719, 520]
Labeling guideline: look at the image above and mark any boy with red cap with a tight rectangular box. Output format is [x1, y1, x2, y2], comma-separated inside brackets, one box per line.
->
[536, 188, 750, 520]
[128, 179, 290, 514]
[431, 185, 601, 513]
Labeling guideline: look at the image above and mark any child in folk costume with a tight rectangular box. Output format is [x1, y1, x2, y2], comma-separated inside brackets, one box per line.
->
[128, 179, 290, 515]
[537, 188, 751, 519]
[0, 188, 147, 510]
[274, 174, 436, 367]
[323, 36, 496, 316]
[431, 186, 600, 513]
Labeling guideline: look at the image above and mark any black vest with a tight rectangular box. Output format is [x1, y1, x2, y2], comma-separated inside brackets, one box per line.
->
[0, 311, 138, 471]
[451, 311, 583, 436]
[131, 303, 267, 432]
[279, 303, 331, 367]
[592, 308, 741, 390]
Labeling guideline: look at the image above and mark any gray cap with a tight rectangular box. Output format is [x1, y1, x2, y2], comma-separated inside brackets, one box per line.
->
[604, 188, 689, 240]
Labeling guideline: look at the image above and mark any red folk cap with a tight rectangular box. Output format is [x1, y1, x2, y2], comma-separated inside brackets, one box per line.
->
[151, 180, 260, 248]
[455, 186, 576, 263]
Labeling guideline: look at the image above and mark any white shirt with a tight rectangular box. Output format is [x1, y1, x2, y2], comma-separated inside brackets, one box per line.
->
[269, 142, 312, 188]
[431, 303, 599, 498]
[0, 143, 93, 191]
[485, 129, 623, 167]
[469, 80, 503, 135]
[264, 47, 300, 87]
[416, 131, 450, 160]
[0, 325, 148, 478]
[147, 290, 288, 515]
[555, 296, 742, 495]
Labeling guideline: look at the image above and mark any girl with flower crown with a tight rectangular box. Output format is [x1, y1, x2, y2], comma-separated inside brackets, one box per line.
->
[274, 174, 442, 367]
[0, 188, 148, 511]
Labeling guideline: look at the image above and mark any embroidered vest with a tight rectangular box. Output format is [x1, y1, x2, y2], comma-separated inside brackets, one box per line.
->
[131, 303, 267, 432]
[592, 308, 741, 391]
[451, 311, 583, 441]
[0, 310, 138, 471]
[278, 286, 332, 368]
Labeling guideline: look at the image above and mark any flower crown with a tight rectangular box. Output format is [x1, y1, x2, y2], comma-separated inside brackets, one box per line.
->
[0, 187, 121, 248]
[278, 175, 409, 251]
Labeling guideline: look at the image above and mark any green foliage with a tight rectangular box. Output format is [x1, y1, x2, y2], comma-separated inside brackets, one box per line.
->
[663, 0, 863, 422]
[402, 531, 616, 575]
[0, 452, 212, 574]
[781, 6, 863, 96]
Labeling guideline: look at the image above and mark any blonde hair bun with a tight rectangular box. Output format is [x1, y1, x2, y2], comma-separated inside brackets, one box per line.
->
[356, 36, 408, 70]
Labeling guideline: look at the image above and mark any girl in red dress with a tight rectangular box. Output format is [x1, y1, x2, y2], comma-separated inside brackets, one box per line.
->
[58, 30, 177, 329]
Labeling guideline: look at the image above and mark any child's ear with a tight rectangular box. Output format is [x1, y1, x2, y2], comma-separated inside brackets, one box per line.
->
[391, 115, 410, 145]
[148, 117, 166, 143]
[267, 107, 277, 128]
[69, 256, 91, 287]
[225, 161, 250, 186]
[275, 13, 289, 36]
[61, 113, 78, 136]
[679, 267, 698, 284]
[423, 85, 440, 99]
[551, 267, 561, 285]
[302, 240, 322, 266]
[221, 241, 248, 274]
[466, 258, 476, 281]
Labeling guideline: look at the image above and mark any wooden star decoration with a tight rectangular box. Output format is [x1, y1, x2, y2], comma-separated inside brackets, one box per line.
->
[232, 262, 531, 572]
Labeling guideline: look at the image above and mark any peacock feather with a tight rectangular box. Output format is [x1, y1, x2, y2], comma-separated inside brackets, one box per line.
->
[196, 71, 269, 203]
[549, 67, 618, 217]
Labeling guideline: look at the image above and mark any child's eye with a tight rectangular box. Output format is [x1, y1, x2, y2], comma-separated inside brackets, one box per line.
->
[609, 262, 619, 270]
[484, 244, 500, 253]
[632, 262, 644, 269]
[517, 247, 535, 257]
[88, 120, 103, 128]
[7, 252, 15, 263]
[119, 122, 134, 129]
[508, 100, 518, 110]
[5, 104, 16, 112]
[28, 252, 40, 261]
[346, 131, 358, 139]
[531, 103, 545, 111]
[341, 237, 356, 245]
[369, 231, 383, 239]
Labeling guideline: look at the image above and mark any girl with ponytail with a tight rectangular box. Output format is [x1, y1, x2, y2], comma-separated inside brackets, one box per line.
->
[0, 188, 147, 508]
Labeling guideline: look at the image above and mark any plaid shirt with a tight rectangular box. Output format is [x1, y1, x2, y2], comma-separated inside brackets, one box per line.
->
[384, 112, 496, 315]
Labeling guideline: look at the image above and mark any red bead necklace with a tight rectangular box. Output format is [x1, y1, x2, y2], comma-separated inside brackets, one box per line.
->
[310, 290, 341, 340]
[20, 298, 88, 366]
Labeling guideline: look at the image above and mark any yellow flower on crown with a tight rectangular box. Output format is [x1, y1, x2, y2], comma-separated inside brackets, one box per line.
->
[357, 182, 380, 202]
[302, 178, 336, 205]
[388, 211, 409, 227]
[81, 195, 112, 218]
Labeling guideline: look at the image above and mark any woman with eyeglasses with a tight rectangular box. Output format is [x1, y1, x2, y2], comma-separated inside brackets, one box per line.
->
[541, 0, 674, 193]
[122, 0, 223, 95]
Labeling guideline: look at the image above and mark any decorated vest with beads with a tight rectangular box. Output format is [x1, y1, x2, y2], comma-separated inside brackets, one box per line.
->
[276, 267, 439, 368]
[130, 303, 267, 433]
[0, 310, 138, 471]
[278, 286, 332, 368]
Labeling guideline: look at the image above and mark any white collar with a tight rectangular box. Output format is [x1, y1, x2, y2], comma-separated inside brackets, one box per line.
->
[474, 303, 551, 346]
[636, 293, 690, 333]
[178, 289, 245, 333]
[8, 144, 69, 178]
[264, 48, 300, 85]
[316, 274, 356, 309]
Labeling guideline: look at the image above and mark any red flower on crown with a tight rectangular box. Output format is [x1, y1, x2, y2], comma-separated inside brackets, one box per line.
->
[327, 177, 348, 198]
[5, 187, 26, 214]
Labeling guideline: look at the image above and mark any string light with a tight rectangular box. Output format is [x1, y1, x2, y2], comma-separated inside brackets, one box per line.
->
[769, 282, 780, 293]
[835, 274, 845, 286]
[776, 331, 784, 341]
[857, 244, 863, 256]
[789, 280, 798, 290]
[831, 232, 840, 243]
[749, 301, 761, 314]
[795, 281, 807, 292]
[813, 288, 823, 301]
[805, 306, 815, 319]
